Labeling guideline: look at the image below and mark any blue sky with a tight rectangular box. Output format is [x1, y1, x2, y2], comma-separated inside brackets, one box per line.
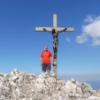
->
[0, 0, 100, 80]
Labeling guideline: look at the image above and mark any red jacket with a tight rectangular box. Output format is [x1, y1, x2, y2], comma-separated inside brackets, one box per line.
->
[41, 50, 52, 64]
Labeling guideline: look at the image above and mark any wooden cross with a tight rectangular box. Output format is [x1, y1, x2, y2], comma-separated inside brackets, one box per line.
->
[35, 14, 74, 79]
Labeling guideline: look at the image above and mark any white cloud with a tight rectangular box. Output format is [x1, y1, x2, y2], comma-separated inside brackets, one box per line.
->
[84, 15, 94, 23]
[76, 35, 87, 44]
[76, 15, 100, 46]
[92, 38, 100, 46]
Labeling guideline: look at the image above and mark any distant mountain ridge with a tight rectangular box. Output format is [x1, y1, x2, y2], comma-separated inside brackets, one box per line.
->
[58, 74, 100, 89]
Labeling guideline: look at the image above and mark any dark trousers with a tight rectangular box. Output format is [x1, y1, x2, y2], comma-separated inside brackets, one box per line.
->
[42, 64, 51, 72]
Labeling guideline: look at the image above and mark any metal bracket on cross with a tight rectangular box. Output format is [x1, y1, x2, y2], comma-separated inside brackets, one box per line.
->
[35, 14, 75, 79]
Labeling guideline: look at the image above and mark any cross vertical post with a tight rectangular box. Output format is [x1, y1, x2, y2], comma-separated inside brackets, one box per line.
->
[52, 14, 58, 79]
[35, 14, 75, 79]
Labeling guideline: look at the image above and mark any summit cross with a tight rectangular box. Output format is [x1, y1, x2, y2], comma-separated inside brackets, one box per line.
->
[35, 14, 75, 79]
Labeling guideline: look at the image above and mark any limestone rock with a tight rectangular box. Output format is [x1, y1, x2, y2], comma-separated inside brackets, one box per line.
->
[0, 70, 100, 100]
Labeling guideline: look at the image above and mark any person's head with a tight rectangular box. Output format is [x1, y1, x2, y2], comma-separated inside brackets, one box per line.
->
[44, 45, 48, 51]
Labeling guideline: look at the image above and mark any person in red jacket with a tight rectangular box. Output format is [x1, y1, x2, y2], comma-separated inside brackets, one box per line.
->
[40, 46, 52, 77]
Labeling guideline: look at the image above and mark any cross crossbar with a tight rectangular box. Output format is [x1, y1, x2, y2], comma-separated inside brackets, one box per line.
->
[35, 14, 74, 33]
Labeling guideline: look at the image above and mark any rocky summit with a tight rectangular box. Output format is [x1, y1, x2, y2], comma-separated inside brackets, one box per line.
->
[0, 69, 100, 100]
